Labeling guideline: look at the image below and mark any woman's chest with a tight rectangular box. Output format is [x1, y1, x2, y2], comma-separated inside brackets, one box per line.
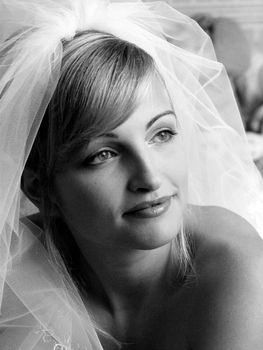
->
[99, 286, 196, 350]
[137, 288, 195, 350]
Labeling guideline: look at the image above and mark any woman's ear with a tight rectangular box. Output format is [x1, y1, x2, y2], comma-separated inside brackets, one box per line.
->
[21, 167, 61, 217]
[21, 167, 41, 209]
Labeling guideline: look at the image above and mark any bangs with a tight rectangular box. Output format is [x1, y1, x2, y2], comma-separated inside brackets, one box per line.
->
[52, 31, 155, 168]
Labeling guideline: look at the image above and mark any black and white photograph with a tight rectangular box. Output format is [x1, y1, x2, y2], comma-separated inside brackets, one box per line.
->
[0, 0, 263, 349]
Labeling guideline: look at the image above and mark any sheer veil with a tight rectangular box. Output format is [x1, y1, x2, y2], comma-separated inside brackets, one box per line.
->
[0, 0, 263, 349]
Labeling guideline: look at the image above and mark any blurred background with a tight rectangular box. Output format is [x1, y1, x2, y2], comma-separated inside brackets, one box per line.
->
[144, 0, 263, 173]
[160, 0, 263, 52]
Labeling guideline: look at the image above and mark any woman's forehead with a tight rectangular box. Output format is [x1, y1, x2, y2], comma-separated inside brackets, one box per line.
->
[96, 80, 175, 138]
[134, 72, 172, 109]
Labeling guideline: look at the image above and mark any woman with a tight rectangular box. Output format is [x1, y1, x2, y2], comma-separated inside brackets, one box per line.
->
[1, 0, 263, 349]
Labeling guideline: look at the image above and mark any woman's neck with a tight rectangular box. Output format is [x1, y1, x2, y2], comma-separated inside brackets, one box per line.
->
[26, 214, 179, 310]
[77, 241, 179, 343]
[78, 241, 174, 314]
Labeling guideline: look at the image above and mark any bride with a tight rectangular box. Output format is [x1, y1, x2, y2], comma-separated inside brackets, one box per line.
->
[1, 0, 263, 349]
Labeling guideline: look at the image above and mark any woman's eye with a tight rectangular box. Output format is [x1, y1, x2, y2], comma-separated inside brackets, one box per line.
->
[151, 129, 177, 143]
[86, 150, 117, 165]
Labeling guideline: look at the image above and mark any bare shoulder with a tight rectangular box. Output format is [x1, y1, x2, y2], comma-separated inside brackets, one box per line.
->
[186, 205, 263, 289]
[186, 205, 263, 350]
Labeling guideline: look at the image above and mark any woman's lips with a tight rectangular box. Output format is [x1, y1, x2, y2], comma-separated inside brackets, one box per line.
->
[123, 196, 173, 219]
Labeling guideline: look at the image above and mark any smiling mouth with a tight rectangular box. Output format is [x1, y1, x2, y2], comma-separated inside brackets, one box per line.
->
[124, 195, 174, 219]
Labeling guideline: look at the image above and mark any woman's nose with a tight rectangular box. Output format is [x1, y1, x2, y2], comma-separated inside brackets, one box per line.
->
[127, 152, 162, 193]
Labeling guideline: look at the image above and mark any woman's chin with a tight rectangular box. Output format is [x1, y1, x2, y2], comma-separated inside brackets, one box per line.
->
[121, 215, 182, 250]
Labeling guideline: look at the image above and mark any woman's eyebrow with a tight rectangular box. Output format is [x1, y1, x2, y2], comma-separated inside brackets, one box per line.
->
[146, 110, 176, 130]
[99, 110, 176, 139]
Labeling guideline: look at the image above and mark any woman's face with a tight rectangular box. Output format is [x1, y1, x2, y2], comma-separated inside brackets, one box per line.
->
[54, 76, 188, 251]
